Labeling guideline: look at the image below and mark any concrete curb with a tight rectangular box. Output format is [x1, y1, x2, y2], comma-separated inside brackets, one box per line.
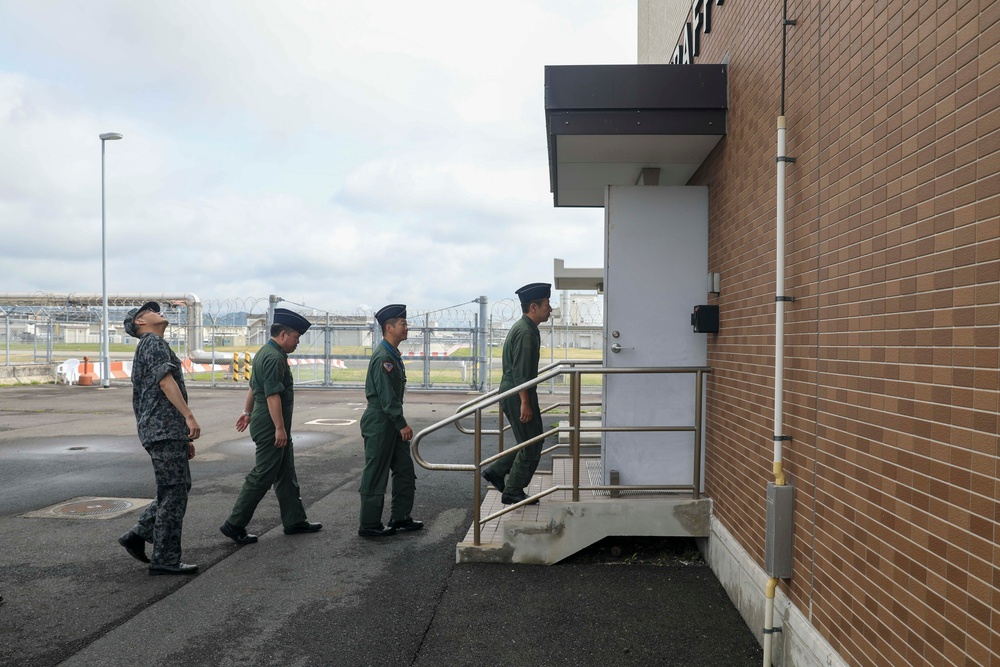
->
[0, 363, 55, 386]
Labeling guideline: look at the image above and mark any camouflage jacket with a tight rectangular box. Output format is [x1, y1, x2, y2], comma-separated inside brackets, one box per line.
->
[131, 333, 190, 445]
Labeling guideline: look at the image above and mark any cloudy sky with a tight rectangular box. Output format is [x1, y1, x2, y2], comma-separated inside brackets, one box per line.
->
[0, 1, 635, 315]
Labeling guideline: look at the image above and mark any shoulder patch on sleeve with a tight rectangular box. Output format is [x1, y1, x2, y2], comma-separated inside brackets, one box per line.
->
[382, 361, 394, 373]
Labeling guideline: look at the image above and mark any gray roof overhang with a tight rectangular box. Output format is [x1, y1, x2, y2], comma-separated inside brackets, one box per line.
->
[545, 64, 728, 207]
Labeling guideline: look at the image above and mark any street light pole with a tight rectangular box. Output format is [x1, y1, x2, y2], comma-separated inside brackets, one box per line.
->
[99, 132, 123, 389]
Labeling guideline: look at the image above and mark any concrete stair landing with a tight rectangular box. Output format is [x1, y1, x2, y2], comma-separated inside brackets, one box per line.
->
[457, 456, 712, 564]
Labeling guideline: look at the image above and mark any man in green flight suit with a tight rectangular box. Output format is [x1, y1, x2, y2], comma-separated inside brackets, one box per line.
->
[481, 282, 553, 505]
[220, 308, 322, 544]
[358, 304, 423, 537]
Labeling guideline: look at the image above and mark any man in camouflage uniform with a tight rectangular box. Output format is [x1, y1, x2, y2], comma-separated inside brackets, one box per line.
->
[358, 304, 423, 537]
[481, 283, 552, 505]
[118, 302, 201, 575]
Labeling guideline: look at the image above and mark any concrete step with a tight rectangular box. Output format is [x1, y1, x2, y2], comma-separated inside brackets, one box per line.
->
[457, 494, 712, 565]
[456, 456, 711, 565]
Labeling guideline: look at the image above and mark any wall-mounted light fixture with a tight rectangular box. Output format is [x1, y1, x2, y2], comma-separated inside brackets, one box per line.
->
[708, 271, 721, 296]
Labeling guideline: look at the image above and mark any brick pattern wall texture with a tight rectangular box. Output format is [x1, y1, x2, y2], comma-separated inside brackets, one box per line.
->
[684, 1, 1000, 666]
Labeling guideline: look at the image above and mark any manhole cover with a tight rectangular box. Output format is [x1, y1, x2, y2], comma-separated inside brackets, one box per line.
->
[56, 499, 133, 516]
[21, 496, 152, 520]
[305, 418, 356, 426]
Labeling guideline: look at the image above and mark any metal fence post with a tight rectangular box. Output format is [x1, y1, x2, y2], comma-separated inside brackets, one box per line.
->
[488, 315, 494, 391]
[267, 295, 279, 329]
[209, 315, 217, 387]
[323, 313, 332, 387]
[470, 315, 477, 389]
[422, 312, 430, 388]
[477, 296, 487, 391]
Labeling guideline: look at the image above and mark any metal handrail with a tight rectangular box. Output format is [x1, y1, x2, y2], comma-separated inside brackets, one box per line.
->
[410, 365, 712, 546]
[452, 359, 602, 435]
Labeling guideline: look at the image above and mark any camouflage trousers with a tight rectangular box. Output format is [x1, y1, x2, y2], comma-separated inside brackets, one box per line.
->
[131, 439, 191, 566]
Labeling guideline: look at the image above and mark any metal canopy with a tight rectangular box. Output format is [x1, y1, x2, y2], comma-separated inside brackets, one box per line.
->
[545, 64, 728, 207]
[553, 258, 603, 293]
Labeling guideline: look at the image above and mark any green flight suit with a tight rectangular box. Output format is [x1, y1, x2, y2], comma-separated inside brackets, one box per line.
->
[359, 340, 416, 528]
[485, 314, 544, 495]
[226, 339, 308, 529]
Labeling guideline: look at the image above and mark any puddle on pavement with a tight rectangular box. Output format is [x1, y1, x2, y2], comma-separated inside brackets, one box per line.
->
[0, 436, 142, 457]
[211, 431, 334, 455]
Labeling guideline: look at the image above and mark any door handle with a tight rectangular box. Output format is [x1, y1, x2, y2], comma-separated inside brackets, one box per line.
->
[610, 343, 633, 353]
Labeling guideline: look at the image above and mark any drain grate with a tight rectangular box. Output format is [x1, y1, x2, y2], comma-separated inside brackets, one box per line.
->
[21, 496, 151, 520]
[585, 460, 671, 497]
[56, 499, 133, 516]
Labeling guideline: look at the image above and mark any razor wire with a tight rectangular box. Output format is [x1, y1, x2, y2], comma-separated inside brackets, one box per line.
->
[2, 292, 605, 392]
[267, 297, 488, 390]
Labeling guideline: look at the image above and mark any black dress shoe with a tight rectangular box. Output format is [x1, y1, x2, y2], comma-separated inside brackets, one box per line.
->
[501, 491, 539, 505]
[387, 517, 424, 531]
[284, 521, 322, 535]
[358, 524, 397, 538]
[118, 531, 149, 563]
[149, 562, 198, 576]
[481, 468, 505, 493]
[220, 521, 258, 544]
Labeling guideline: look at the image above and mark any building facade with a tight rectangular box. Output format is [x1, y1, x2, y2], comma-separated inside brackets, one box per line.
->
[641, 1, 999, 666]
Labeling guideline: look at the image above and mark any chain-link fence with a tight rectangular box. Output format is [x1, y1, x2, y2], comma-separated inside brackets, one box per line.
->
[0, 293, 605, 392]
[0, 312, 56, 364]
[0, 296, 201, 370]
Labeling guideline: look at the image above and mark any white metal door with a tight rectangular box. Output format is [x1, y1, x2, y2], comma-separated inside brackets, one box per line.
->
[602, 186, 708, 486]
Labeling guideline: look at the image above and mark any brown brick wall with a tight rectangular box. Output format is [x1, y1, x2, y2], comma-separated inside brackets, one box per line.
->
[683, 0, 1000, 665]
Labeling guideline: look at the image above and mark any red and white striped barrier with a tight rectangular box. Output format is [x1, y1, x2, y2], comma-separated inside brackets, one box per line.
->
[181, 358, 230, 374]
[287, 358, 346, 368]
[400, 344, 462, 358]
[88, 357, 346, 379]
[82, 360, 132, 380]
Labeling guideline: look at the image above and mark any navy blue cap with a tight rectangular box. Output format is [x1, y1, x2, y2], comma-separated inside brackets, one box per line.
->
[123, 301, 160, 337]
[273, 308, 311, 334]
[515, 283, 551, 304]
[375, 304, 407, 326]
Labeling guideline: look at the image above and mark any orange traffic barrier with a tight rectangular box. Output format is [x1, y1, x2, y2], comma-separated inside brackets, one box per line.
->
[78, 356, 98, 386]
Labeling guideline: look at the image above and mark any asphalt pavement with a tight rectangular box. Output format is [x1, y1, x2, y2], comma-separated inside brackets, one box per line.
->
[0, 383, 762, 667]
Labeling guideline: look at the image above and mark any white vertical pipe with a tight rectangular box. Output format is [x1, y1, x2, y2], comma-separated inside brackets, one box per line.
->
[774, 115, 787, 473]
[763, 115, 788, 667]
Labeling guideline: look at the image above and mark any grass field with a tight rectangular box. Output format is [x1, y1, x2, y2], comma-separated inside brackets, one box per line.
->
[189, 359, 605, 388]
[6, 342, 604, 388]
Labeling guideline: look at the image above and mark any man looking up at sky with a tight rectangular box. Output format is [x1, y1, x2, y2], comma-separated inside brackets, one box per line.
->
[119, 301, 201, 575]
